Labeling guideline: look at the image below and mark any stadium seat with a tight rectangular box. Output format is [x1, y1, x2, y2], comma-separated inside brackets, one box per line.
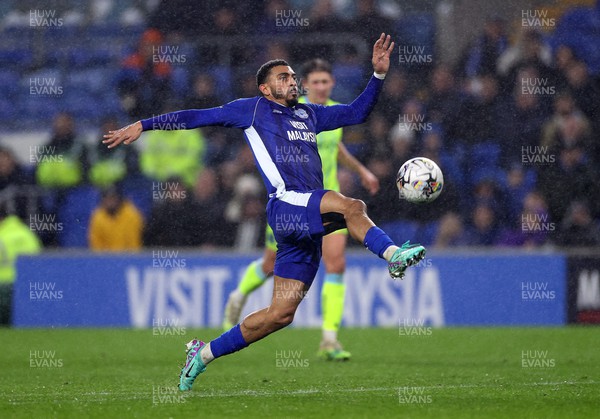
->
[170, 66, 190, 98]
[18, 95, 60, 120]
[470, 142, 501, 167]
[66, 68, 112, 95]
[0, 97, 16, 122]
[206, 66, 234, 102]
[397, 12, 436, 47]
[120, 175, 153, 220]
[68, 47, 115, 68]
[470, 167, 505, 188]
[379, 220, 420, 244]
[418, 221, 440, 247]
[396, 12, 436, 71]
[0, 70, 19, 122]
[332, 63, 364, 103]
[99, 90, 124, 116]
[65, 97, 105, 120]
[0, 70, 20, 98]
[57, 185, 101, 247]
[552, 5, 600, 74]
[0, 48, 32, 68]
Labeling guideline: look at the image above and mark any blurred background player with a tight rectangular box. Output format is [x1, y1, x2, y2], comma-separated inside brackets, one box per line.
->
[222, 59, 380, 360]
[0, 204, 41, 325]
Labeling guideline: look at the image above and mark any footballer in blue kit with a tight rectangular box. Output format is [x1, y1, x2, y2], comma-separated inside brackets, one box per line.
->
[103, 33, 426, 391]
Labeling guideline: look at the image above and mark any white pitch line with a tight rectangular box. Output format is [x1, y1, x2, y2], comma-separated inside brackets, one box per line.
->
[3, 380, 597, 405]
[189, 380, 598, 398]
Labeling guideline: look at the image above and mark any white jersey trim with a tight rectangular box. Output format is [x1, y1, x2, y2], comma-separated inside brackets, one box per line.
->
[244, 125, 286, 198]
[279, 190, 311, 207]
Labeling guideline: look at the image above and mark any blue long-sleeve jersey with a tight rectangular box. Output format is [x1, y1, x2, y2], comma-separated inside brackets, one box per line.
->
[141, 74, 384, 198]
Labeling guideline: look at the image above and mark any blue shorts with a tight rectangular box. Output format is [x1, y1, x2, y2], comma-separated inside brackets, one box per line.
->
[266, 190, 329, 285]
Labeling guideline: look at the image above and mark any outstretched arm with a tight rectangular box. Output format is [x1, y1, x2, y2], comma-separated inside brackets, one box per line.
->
[103, 98, 257, 148]
[337, 142, 380, 195]
[309, 33, 395, 133]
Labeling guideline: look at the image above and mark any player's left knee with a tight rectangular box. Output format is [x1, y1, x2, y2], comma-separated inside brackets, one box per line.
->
[345, 198, 367, 218]
[269, 307, 296, 329]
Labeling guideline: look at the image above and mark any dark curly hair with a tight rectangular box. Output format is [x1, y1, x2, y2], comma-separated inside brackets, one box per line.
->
[256, 59, 290, 92]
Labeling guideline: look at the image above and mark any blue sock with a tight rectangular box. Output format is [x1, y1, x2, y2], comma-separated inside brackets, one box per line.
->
[363, 226, 395, 259]
[210, 324, 249, 359]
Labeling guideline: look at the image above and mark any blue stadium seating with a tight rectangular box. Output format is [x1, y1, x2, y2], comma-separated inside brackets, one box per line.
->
[66, 68, 113, 95]
[87, 24, 144, 39]
[418, 221, 439, 247]
[57, 185, 101, 247]
[331, 63, 364, 103]
[0, 48, 32, 68]
[467, 142, 504, 187]
[552, 5, 600, 75]
[0, 70, 20, 97]
[0, 97, 16, 122]
[0, 70, 19, 121]
[379, 220, 420, 244]
[18, 95, 61, 121]
[120, 175, 154, 220]
[470, 142, 501, 167]
[396, 12, 436, 71]
[206, 65, 234, 102]
[170, 66, 190, 98]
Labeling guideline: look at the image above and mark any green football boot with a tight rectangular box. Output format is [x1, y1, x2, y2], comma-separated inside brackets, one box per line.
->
[388, 241, 426, 279]
[178, 339, 207, 391]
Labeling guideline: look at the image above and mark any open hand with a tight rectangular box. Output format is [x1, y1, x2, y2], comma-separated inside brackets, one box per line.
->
[102, 121, 143, 149]
[102, 121, 142, 148]
[372, 33, 395, 75]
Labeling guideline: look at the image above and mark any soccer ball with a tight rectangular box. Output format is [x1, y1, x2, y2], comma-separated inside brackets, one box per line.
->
[396, 157, 444, 203]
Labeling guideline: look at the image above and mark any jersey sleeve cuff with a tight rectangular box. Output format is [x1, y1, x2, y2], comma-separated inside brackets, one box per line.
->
[140, 118, 152, 131]
[373, 72, 386, 80]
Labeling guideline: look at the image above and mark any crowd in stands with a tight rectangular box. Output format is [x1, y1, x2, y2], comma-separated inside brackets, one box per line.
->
[0, 0, 599, 252]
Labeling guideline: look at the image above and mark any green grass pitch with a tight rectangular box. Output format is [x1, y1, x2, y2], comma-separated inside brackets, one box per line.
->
[0, 327, 598, 418]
